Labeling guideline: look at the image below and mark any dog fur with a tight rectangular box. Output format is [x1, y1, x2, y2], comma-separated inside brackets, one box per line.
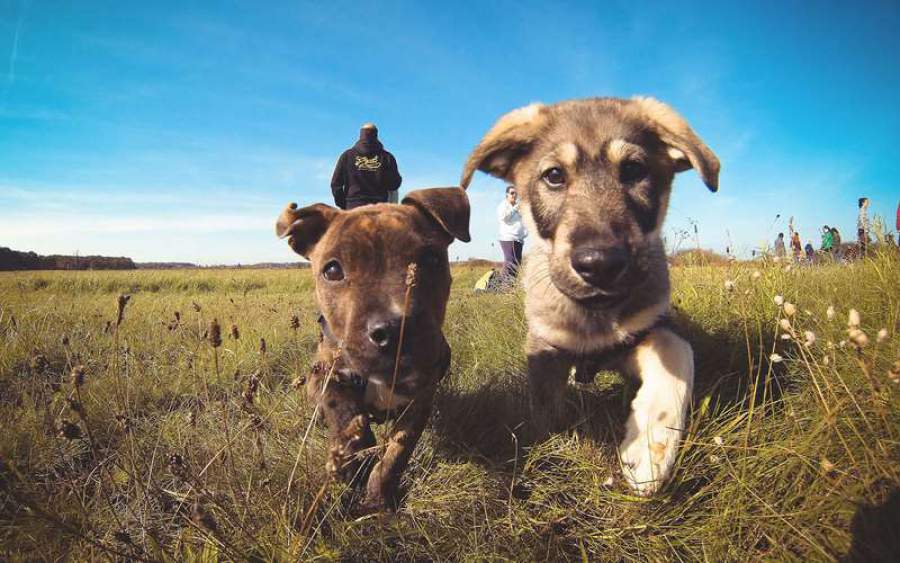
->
[461, 97, 720, 494]
[276, 187, 470, 511]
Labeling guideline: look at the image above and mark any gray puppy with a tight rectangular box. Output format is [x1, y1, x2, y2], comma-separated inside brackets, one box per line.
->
[461, 97, 720, 494]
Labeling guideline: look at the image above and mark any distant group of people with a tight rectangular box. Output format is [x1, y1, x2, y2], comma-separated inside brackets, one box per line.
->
[773, 196, 899, 264]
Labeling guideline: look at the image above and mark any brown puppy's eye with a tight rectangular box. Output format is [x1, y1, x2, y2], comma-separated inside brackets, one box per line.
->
[620, 160, 648, 184]
[542, 167, 566, 188]
[322, 260, 344, 282]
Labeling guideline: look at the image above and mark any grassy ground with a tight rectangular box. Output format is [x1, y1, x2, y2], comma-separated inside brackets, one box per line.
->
[1, 254, 898, 561]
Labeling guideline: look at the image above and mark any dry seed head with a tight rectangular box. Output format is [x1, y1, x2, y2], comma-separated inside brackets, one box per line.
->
[769, 353, 784, 364]
[405, 262, 418, 287]
[230, 323, 240, 340]
[208, 319, 222, 348]
[779, 318, 792, 332]
[876, 328, 888, 343]
[192, 302, 202, 312]
[291, 375, 307, 389]
[819, 457, 836, 475]
[783, 302, 797, 317]
[823, 355, 830, 366]
[780, 333, 791, 340]
[713, 436, 724, 446]
[168, 453, 186, 475]
[804, 331, 816, 347]
[826, 305, 835, 320]
[243, 375, 259, 404]
[847, 309, 861, 328]
[848, 328, 869, 348]
[70, 365, 85, 387]
[115, 294, 131, 327]
[724, 279, 735, 291]
[774, 295, 784, 306]
[888, 360, 900, 384]
[752, 270, 762, 280]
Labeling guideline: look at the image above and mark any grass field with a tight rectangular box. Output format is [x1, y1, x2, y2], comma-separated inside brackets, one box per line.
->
[1, 254, 898, 561]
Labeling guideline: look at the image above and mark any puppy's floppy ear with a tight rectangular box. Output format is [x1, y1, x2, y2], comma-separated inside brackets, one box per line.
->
[402, 187, 471, 243]
[460, 103, 548, 189]
[629, 96, 721, 192]
[275, 203, 339, 258]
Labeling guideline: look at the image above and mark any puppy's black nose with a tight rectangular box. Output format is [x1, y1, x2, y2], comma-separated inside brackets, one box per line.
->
[367, 318, 401, 352]
[571, 246, 629, 288]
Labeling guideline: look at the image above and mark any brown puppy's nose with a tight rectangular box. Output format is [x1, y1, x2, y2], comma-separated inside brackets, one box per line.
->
[571, 246, 629, 288]
[367, 317, 402, 352]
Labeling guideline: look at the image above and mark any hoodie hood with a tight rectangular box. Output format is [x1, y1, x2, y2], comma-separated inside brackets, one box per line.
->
[354, 137, 384, 156]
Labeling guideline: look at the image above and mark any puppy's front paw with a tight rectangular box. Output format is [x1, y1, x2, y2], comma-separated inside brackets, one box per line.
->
[618, 425, 680, 496]
[327, 418, 376, 484]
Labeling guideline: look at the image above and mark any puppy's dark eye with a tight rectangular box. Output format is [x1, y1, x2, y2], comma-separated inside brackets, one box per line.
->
[620, 160, 649, 184]
[322, 260, 344, 282]
[419, 248, 443, 269]
[542, 167, 566, 188]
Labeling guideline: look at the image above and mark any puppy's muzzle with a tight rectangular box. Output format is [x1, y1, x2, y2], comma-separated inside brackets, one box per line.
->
[367, 316, 402, 354]
[570, 245, 630, 291]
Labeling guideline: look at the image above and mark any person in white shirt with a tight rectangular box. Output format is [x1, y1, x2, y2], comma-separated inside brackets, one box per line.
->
[497, 185, 527, 282]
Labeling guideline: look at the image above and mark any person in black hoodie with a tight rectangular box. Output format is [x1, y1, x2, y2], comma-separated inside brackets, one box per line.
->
[330, 123, 402, 209]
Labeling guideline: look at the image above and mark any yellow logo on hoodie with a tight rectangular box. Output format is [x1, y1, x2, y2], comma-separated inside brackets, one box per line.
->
[354, 155, 382, 171]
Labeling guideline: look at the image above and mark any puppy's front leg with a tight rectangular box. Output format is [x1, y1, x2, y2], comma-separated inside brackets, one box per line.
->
[307, 365, 376, 484]
[361, 392, 433, 512]
[618, 328, 693, 495]
[526, 332, 571, 436]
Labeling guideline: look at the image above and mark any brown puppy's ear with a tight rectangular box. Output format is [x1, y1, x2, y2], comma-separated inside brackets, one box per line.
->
[275, 203, 339, 258]
[402, 187, 471, 243]
[460, 103, 548, 189]
[629, 96, 721, 192]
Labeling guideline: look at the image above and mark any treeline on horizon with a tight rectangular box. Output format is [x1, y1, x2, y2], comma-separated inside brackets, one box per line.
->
[0, 247, 136, 271]
[0, 247, 313, 271]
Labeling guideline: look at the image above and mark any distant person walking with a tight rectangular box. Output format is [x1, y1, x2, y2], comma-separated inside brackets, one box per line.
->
[330, 123, 402, 210]
[821, 225, 833, 253]
[857, 197, 870, 256]
[804, 241, 815, 263]
[895, 199, 899, 242]
[791, 231, 803, 262]
[497, 185, 527, 284]
[774, 232, 786, 260]
[831, 227, 843, 261]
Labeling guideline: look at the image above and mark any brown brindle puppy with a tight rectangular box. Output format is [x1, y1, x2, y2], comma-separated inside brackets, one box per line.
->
[461, 97, 720, 495]
[276, 187, 470, 511]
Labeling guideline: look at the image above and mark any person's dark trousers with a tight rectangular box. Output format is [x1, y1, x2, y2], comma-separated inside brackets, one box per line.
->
[346, 197, 386, 210]
[499, 240, 523, 282]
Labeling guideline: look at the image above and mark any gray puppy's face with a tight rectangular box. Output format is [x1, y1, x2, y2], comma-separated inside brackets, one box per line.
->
[462, 97, 720, 308]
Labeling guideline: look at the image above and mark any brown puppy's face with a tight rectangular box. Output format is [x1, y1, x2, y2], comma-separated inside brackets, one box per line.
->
[276, 188, 470, 385]
[462, 97, 720, 308]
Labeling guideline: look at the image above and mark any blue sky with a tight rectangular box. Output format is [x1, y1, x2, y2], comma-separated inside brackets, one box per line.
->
[1, 0, 898, 264]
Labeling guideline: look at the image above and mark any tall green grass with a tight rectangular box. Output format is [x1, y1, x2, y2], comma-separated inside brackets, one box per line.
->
[1, 255, 897, 561]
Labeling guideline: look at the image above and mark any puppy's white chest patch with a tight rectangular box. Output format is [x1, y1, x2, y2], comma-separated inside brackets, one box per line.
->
[364, 379, 412, 412]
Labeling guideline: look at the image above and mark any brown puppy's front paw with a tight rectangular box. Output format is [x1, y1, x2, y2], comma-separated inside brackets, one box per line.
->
[327, 415, 376, 483]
